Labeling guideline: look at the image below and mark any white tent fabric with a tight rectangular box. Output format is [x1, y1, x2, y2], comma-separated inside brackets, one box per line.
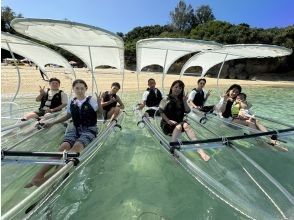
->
[180, 44, 293, 77]
[136, 38, 222, 73]
[10, 18, 124, 71]
[1, 32, 74, 74]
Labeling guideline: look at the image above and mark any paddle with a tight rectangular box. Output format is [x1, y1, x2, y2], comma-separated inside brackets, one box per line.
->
[170, 127, 294, 147]
[1, 150, 79, 158]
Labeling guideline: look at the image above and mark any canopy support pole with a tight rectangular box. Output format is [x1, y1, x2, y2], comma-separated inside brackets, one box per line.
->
[215, 53, 228, 98]
[120, 49, 125, 100]
[136, 44, 141, 101]
[162, 49, 169, 95]
[88, 46, 98, 95]
[136, 70, 140, 101]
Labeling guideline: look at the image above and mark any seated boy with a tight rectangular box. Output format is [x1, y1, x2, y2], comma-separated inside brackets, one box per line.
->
[101, 82, 124, 123]
[187, 78, 213, 113]
[21, 77, 68, 121]
[137, 78, 163, 117]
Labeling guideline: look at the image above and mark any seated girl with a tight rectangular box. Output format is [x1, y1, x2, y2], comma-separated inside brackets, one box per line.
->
[159, 80, 210, 161]
[217, 86, 287, 151]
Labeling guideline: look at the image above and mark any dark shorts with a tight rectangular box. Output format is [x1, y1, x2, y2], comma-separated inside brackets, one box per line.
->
[199, 105, 214, 113]
[160, 120, 188, 136]
[34, 109, 46, 117]
[63, 126, 98, 148]
[103, 107, 117, 120]
[145, 109, 160, 117]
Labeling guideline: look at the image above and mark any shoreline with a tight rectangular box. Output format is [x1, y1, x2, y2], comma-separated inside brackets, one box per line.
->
[1, 66, 294, 95]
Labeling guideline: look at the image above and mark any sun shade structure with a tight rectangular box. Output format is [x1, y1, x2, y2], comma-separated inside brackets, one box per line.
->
[180, 44, 293, 77]
[10, 18, 124, 71]
[136, 38, 222, 94]
[11, 18, 125, 94]
[136, 38, 222, 74]
[1, 32, 74, 74]
[1, 32, 75, 102]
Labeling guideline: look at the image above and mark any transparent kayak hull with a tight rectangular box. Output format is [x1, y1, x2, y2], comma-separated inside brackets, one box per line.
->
[137, 111, 294, 220]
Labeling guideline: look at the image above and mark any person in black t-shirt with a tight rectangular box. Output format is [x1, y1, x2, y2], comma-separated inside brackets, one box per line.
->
[187, 78, 213, 113]
[101, 82, 124, 122]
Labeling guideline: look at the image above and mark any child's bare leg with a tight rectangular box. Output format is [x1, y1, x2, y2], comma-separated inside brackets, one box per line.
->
[171, 124, 182, 142]
[233, 118, 259, 130]
[110, 107, 120, 121]
[106, 107, 121, 125]
[255, 120, 268, 132]
[24, 142, 71, 188]
[22, 112, 39, 120]
[254, 120, 276, 145]
[70, 141, 84, 153]
[183, 123, 210, 161]
[253, 121, 287, 151]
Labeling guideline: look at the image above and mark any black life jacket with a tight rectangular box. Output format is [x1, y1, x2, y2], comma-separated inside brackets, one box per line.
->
[145, 88, 162, 107]
[102, 91, 117, 111]
[192, 88, 205, 107]
[163, 96, 185, 123]
[222, 100, 234, 118]
[39, 89, 63, 111]
[70, 96, 97, 127]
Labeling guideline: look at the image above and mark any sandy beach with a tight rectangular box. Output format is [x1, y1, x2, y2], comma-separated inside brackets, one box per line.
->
[1, 65, 293, 96]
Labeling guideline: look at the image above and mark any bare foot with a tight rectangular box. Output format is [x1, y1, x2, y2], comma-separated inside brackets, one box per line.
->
[275, 145, 288, 152]
[269, 139, 288, 152]
[269, 141, 288, 152]
[197, 149, 210, 161]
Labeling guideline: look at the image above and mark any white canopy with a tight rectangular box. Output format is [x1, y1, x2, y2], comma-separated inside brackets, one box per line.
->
[180, 44, 293, 77]
[1, 32, 74, 74]
[136, 38, 222, 73]
[10, 18, 124, 71]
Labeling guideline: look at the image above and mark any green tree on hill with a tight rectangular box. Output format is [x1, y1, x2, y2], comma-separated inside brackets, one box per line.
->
[170, 0, 194, 31]
[124, 25, 174, 68]
[194, 5, 215, 25]
[1, 6, 22, 33]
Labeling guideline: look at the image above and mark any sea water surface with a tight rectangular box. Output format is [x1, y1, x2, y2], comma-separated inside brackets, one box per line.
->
[2, 86, 294, 220]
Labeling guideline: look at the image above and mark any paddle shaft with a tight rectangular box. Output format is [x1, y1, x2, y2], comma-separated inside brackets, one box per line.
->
[170, 127, 294, 146]
[2, 150, 79, 158]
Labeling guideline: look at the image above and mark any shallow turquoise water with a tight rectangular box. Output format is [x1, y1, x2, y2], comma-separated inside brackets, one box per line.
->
[2, 86, 294, 219]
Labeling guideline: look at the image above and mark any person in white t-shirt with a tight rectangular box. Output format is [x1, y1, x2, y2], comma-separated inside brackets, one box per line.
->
[138, 78, 163, 117]
[21, 77, 68, 121]
[25, 79, 103, 188]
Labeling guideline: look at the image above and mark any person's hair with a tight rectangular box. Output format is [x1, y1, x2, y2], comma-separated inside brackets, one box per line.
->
[111, 82, 121, 89]
[72, 79, 88, 89]
[238, 93, 247, 100]
[169, 80, 185, 100]
[49, 77, 60, 84]
[226, 84, 242, 94]
[148, 78, 155, 83]
[197, 78, 206, 84]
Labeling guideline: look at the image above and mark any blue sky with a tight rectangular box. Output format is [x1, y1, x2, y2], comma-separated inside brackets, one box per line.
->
[2, 0, 294, 33]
